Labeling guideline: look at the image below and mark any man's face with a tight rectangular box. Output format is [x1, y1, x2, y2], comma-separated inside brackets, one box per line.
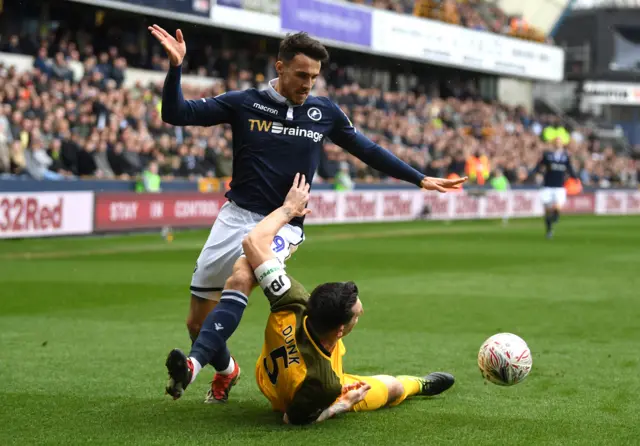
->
[276, 54, 321, 105]
[554, 137, 564, 150]
[340, 298, 363, 339]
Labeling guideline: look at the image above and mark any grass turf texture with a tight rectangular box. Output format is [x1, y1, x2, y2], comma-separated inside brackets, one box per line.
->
[1, 215, 639, 445]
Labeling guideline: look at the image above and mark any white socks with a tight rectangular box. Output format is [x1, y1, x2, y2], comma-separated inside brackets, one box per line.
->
[189, 357, 202, 384]
[218, 356, 235, 376]
[187, 356, 235, 383]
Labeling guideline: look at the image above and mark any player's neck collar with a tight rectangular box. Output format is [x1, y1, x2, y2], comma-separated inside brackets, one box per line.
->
[267, 78, 303, 107]
[303, 316, 333, 359]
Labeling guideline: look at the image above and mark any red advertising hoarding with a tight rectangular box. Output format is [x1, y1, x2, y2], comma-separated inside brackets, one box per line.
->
[94, 193, 227, 231]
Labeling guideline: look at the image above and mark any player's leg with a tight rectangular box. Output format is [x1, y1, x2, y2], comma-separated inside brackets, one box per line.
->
[166, 202, 250, 400]
[202, 223, 304, 402]
[390, 372, 455, 406]
[342, 374, 392, 412]
[544, 205, 554, 238]
[168, 216, 305, 402]
[166, 261, 251, 401]
[545, 188, 566, 238]
[540, 188, 553, 237]
[202, 222, 304, 402]
[188, 202, 244, 339]
[343, 372, 455, 412]
[198, 257, 255, 403]
[167, 294, 218, 400]
[186, 294, 219, 345]
[551, 188, 567, 231]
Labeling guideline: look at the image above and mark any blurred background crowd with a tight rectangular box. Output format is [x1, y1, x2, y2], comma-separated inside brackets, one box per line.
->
[0, 1, 637, 189]
[353, 0, 549, 43]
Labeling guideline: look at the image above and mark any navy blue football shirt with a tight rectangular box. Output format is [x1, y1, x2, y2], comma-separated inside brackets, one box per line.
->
[162, 66, 425, 227]
[532, 150, 578, 188]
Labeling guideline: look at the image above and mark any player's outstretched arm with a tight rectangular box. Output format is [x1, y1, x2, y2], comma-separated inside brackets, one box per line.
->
[528, 155, 545, 179]
[148, 25, 238, 127]
[284, 381, 371, 425]
[567, 156, 579, 179]
[242, 173, 311, 270]
[148, 25, 186, 67]
[328, 104, 466, 193]
[314, 382, 371, 423]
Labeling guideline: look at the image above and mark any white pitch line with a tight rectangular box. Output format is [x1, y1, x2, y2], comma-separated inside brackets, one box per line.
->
[0, 220, 562, 261]
[1, 225, 499, 260]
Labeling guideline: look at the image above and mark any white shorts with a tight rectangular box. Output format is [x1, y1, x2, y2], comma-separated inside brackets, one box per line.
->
[541, 187, 567, 207]
[190, 201, 304, 300]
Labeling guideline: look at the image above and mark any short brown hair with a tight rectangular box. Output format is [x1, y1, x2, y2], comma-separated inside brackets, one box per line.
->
[278, 32, 329, 64]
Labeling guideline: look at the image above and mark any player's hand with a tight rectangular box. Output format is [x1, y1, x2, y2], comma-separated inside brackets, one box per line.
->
[420, 176, 468, 193]
[148, 25, 186, 67]
[339, 381, 371, 409]
[341, 381, 366, 394]
[283, 173, 311, 218]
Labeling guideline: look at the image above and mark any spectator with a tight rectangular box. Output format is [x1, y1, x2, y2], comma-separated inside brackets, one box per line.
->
[215, 146, 233, 178]
[96, 53, 112, 79]
[0, 24, 628, 189]
[25, 138, 65, 180]
[334, 161, 355, 191]
[111, 57, 127, 88]
[175, 144, 199, 178]
[168, 156, 182, 178]
[490, 168, 510, 191]
[0, 120, 11, 174]
[34, 47, 51, 76]
[136, 160, 162, 192]
[94, 140, 115, 178]
[108, 142, 132, 178]
[77, 142, 98, 177]
[10, 140, 27, 176]
[448, 151, 467, 177]
[465, 150, 490, 185]
[2, 34, 22, 53]
[50, 52, 74, 82]
[59, 131, 80, 175]
[47, 139, 73, 177]
[411, 0, 546, 42]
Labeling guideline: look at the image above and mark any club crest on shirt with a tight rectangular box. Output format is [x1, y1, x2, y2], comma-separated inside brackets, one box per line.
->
[307, 107, 322, 121]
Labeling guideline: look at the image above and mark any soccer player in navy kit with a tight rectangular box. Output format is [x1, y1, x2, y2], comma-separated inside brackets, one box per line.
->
[149, 25, 466, 403]
[531, 137, 578, 238]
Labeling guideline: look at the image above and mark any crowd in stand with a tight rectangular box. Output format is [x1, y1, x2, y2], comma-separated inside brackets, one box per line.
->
[350, 0, 549, 43]
[0, 25, 637, 189]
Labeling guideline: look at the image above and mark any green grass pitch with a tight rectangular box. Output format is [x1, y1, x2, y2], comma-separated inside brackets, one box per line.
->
[1, 215, 639, 445]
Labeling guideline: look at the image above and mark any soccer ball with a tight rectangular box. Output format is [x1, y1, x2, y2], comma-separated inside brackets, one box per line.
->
[478, 333, 532, 386]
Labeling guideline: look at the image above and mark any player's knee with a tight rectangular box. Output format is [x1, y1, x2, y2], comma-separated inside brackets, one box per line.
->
[386, 378, 405, 404]
[224, 268, 254, 295]
[370, 376, 405, 406]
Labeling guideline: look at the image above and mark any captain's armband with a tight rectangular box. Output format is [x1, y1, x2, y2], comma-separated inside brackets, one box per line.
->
[254, 259, 291, 297]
